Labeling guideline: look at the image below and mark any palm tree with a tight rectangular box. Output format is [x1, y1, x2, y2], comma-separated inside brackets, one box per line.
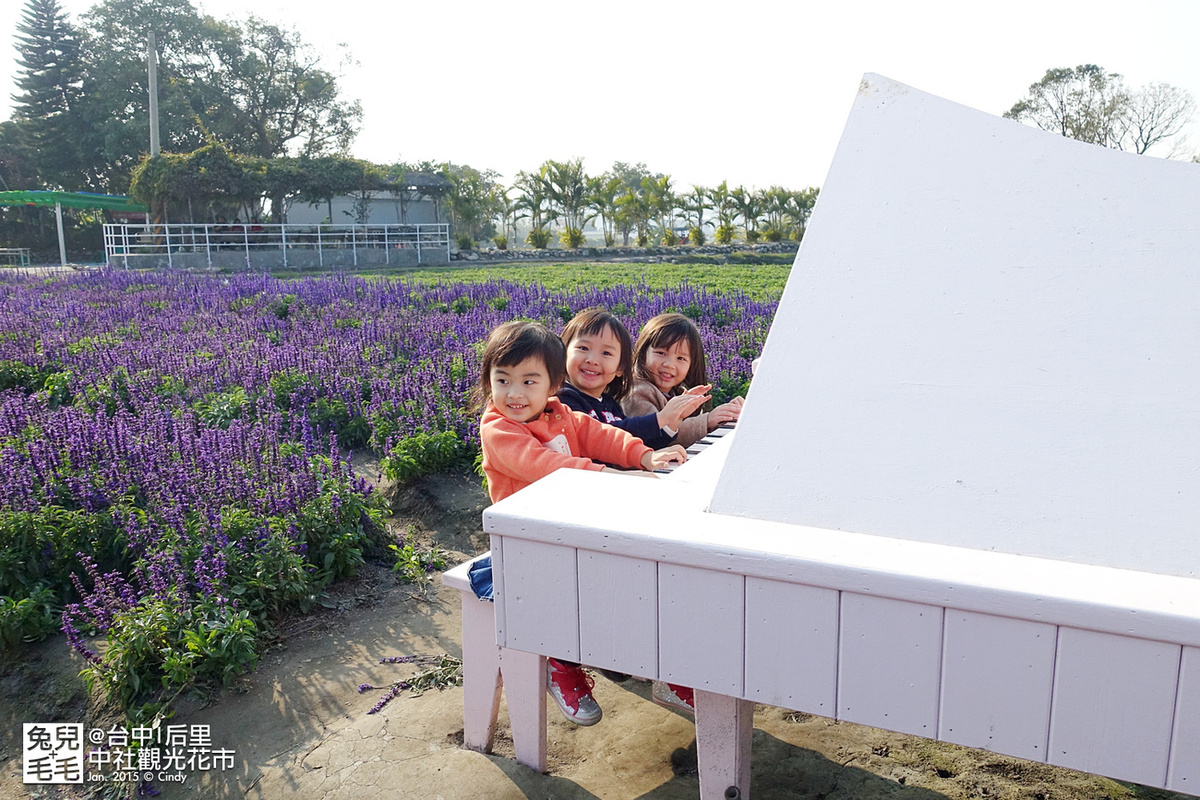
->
[492, 187, 523, 246]
[709, 180, 738, 244]
[679, 184, 711, 244]
[616, 187, 652, 247]
[513, 169, 553, 247]
[761, 186, 792, 241]
[730, 185, 762, 242]
[785, 187, 819, 240]
[642, 174, 676, 244]
[541, 158, 591, 247]
[587, 173, 623, 247]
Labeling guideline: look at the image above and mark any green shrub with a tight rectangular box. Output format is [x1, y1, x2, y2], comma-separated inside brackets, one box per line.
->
[294, 469, 386, 588]
[762, 225, 784, 242]
[380, 430, 470, 484]
[559, 227, 586, 248]
[525, 228, 551, 249]
[77, 368, 135, 416]
[41, 370, 74, 408]
[492, 234, 508, 250]
[661, 229, 679, 246]
[269, 368, 310, 409]
[180, 606, 259, 687]
[224, 529, 315, 618]
[0, 507, 129, 601]
[456, 234, 474, 251]
[268, 293, 299, 320]
[0, 587, 59, 650]
[0, 360, 48, 393]
[745, 229, 761, 243]
[198, 386, 252, 429]
[689, 226, 707, 246]
[82, 597, 258, 712]
[390, 540, 448, 585]
[715, 224, 736, 245]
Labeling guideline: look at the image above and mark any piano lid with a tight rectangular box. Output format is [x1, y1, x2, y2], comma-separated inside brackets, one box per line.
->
[709, 74, 1200, 580]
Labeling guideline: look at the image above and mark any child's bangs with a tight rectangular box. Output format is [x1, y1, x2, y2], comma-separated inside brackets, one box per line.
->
[642, 322, 689, 354]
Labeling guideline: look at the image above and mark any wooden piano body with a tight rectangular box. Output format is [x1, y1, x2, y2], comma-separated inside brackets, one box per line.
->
[480, 74, 1200, 798]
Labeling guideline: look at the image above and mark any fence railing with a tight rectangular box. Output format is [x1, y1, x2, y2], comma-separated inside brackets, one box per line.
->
[103, 223, 451, 269]
[0, 247, 32, 268]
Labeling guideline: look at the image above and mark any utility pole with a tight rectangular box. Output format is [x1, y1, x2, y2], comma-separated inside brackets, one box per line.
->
[147, 31, 160, 158]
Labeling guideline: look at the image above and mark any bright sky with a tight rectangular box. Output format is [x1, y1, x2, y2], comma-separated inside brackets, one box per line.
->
[3, 0, 1199, 191]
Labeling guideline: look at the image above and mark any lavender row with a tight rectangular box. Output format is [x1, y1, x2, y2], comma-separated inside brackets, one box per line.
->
[0, 269, 774, 462]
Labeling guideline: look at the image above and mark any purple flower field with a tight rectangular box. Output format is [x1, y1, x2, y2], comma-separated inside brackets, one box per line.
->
[0, 268, 776, 714]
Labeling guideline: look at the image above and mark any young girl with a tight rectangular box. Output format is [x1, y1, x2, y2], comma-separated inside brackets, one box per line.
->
[623, 313, 744, 449]
[477, 320, 685, 726]
[557, 308, 709, 450]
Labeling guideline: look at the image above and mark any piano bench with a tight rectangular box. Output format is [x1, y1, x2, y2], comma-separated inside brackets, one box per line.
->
[442, 553, 547, 772]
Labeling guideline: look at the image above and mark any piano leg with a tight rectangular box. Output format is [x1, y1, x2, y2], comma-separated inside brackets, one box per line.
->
[499, 646, 547, 773]
[460, 592, 502, 754]
[459, 590, 548, 772]
[694, 689, 754, 800]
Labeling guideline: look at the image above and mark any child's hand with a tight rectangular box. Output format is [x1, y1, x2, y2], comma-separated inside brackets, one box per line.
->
[643, 445, 687, 471]
[658, 384, 711, 431]
[708, 396, 744, 428]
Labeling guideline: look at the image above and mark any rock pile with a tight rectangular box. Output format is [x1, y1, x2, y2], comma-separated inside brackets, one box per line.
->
[454, 242, 798, 263]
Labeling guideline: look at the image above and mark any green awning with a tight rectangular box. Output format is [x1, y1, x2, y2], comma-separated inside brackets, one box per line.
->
[0, 190, 148, 212]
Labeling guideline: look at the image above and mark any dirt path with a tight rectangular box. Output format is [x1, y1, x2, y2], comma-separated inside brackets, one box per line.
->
[1, 471, 1191, 800]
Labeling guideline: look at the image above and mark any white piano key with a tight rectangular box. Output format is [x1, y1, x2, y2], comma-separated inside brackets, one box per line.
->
[938, 610, 1056, 760]
[1048, 628, 1179, 786]
[744, 577, 838, 713]
[659, 563, 744, 693]
[498, 538, 580, 661]
[838, 593, 942, 736]
[578, 551, 659, 676]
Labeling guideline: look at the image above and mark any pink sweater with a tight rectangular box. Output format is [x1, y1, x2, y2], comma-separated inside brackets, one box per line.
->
[480, 397, 653, 503]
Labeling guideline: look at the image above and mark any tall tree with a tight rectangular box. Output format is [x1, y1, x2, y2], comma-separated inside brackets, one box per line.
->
[679, 185, 711, 234]
[760, 186, 792, 240]
[11, 0, 90, 189]
[442, 163, 501, 243]
[587, 173, 623, 247]
[641, 174, 676, 244]
[185, 17, 362, 158]
[66, 0, 362, 193]
[709, 180, 738, 244]
[730, 185, 761, 242]
[541, 158, 591, 247]
[1121, 82, 1196, 156]
[785, 187, 819, 240]
[615, 188, 651, 247]
[1005, 65, 1195, 156]
[513, 168, 554, 244]
[78, 0, 215, 190]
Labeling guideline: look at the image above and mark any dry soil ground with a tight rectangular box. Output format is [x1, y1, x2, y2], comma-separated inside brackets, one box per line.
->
[1, 468, 1193, 800]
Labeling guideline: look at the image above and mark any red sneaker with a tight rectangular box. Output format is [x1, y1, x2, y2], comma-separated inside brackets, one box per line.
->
[651, 681, 695, 716]
[546, 658, 602, 726]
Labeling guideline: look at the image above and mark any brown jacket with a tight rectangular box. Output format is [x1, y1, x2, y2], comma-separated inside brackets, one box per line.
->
[621, 379, 711, 449]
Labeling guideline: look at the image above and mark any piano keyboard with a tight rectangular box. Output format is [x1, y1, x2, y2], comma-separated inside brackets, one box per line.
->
[654, 423, 736, 475]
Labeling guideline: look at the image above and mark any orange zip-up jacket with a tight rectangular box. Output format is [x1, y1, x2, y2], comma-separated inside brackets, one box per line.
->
[480, 397, 653, 503]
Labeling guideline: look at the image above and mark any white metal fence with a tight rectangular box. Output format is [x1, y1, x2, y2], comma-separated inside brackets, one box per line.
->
[103, 222, 451, 270]
[0, 247, 32, 268]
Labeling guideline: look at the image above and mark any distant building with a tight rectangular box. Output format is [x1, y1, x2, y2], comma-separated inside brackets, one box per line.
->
[286, 172, 453, 226]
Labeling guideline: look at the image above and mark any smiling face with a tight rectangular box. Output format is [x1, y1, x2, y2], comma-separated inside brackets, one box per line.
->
[642, 339, 692, 394]
[565, 324, 624, 399]
[489, 355, 555, 423]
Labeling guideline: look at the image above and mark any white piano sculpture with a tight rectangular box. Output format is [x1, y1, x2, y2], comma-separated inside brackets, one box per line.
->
[466, 74, 1200, 799]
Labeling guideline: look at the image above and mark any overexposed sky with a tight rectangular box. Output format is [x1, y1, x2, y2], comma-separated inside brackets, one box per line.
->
[3, 0, 1199, 191]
